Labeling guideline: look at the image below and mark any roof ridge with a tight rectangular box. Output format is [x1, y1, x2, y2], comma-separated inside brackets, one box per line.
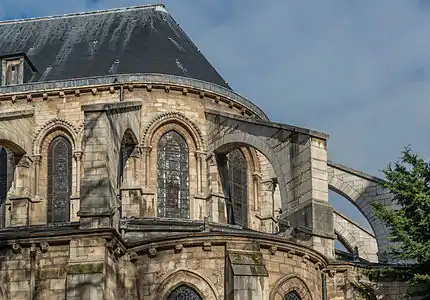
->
[0, 3, 167, 25]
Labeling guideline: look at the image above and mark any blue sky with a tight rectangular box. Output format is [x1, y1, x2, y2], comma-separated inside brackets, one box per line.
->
[1, 0, 427, 232]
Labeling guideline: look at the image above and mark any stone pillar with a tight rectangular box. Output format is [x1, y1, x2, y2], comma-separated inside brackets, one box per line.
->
[9, 155, 32, 227]
[73, 151, 83, 196]
[260, 179, 275, 233]
[66, 237, 123, 300]
[284, 134, 334, 257]
[78, 109, 114, 229]
[226, 241, 268, 300]
[206, 153, 227, 223]
[141, 146, 151, 188]
[32, 155, 41, 197]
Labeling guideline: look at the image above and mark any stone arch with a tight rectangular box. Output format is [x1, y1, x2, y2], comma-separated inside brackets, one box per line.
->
[328, 174, 388, 261]
[153, 269, 220, 300]
[142, 112, 205, 151]
[145, 118, 203, 218]
[33, 118, 80, 155]
[334, 229, 354, 253]
[270, 274, 313, 300]
[208, 132, 287, 209]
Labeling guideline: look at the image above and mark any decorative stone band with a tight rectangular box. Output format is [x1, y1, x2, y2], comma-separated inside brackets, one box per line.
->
[0, 73, 269, 121]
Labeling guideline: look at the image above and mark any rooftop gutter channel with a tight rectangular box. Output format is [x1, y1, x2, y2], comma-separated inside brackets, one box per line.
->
[0, 73, 269, 120]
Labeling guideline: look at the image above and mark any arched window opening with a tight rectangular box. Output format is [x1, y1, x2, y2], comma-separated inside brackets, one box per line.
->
[0, 146, 14, 228]
[167, 285, 202, 300]
[0, 147, 7, 228]
[118, 142, 135, 188]
[47, 136, 72, 224]
[157, 131, 189, 219]
[284, 291, 301, 300]
[226, 149, 247, 227]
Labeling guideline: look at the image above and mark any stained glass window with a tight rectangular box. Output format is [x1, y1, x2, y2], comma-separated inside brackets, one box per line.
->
[167, 285, 202, 300]
[47, 136, 72, 224]
[284, 291, 301, 300]
[157, 131, 189, 219]
[0, 147, 7, 228]
[226, 149, 247, 226]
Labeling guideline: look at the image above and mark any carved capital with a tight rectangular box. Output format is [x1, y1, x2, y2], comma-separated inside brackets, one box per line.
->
[73, 151, 83, 161]
[262, 180, 275, 192]
[141, 146, 152, 156]
[195, 151, 206, 160]
[33, 155, 42, 165]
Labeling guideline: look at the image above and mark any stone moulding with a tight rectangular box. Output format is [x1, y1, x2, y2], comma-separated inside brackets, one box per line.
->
[128, 233, 328, 268]
[141, 111, 205, 151]
[0, 73, 268, 120]
[32, 117, 81, 155]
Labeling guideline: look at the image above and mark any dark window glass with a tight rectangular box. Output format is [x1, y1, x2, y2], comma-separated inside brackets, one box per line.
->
[167, 285, 202, 300]
[47, 136, 72, 224]
[157, 131, 189, 218]
[227, 150, 247, 226]
[0, 147, 7, 227]
[285, 291, 301, 300]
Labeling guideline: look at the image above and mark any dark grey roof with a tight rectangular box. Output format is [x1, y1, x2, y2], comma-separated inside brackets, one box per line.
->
[0, 4, 231, 89]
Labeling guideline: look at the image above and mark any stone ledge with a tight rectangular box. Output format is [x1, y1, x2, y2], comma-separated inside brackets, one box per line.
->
[0, 73, 268, 120]
[81, 100, 142, 112]
[0, 109, 34, 120]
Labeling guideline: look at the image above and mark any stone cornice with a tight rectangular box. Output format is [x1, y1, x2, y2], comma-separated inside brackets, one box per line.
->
[127, 231, 328, 265]
[0, 73, 268, 120]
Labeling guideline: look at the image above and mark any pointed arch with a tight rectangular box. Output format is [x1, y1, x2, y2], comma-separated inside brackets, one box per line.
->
[33, 118, 79, 155]
[47, 136, 73, 224]
[153, 269, 220, 300]
[226, 149, 248, 226]
[142, 112, 205, 151]
[270, 275, 313, 300]
[167, 285, 202, 300]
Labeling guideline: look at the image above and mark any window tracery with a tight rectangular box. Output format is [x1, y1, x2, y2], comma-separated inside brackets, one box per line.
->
[167, 285, 202, 300]
[285, 291, 301, 300]
[157, 131, 189, 219]
[227, 149, 247, 226]
[47, 136, 72, 224]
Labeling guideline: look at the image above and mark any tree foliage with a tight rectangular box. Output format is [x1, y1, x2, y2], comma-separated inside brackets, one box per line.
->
[372, 147, 430, 298]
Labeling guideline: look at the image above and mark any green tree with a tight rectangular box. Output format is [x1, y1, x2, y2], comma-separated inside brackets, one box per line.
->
[372, 147, 430, 298]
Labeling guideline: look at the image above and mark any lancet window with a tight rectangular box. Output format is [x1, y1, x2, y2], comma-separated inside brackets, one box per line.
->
[167, 285, 202, 300]
[284, 291, 301, 300]
[157, 131, 189, 218]
[226, 149, 248, 226]
[47, 136, 72, 224]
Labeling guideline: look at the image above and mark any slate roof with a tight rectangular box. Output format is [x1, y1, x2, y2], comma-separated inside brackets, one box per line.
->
[0, 4, 231, 89]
